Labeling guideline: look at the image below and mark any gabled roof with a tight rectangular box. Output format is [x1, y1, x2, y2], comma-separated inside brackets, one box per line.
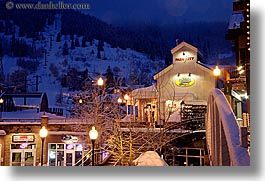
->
[171, 41, 198, 55]
[153, 64, 173, 80]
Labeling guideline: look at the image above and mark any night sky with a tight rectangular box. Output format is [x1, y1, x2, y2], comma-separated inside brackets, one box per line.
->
[72, 0, 234, 25]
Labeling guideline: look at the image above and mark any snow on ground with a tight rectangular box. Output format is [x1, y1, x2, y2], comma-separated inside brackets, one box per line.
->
[1, 14, 163, 112]
[133, 151, 168, 166]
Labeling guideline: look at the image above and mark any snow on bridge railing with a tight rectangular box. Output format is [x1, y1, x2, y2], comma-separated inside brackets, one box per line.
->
[0, 118, 41, 123]
[206, 88, 250, 166]
[48, 118, 94, 124]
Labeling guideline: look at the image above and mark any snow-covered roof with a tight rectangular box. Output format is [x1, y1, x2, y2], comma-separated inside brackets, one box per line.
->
[171, 41, 198, 55]
[13, 97, 41, 107]
[228, 12, 244, 30]
[132, 85, 157, 99]
[1, 109, 65, 120]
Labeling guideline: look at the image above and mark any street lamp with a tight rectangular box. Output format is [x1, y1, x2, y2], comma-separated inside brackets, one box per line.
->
[117, 97, 122, 104]
[39, 126, 48, 166]
[89, 126, 98, 166]
[0, 98, 3, 118]
[213, 66, 221, 88]
[97, 77, 104, 86]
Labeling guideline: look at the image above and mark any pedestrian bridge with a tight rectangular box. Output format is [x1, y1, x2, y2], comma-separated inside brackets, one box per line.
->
[205, 88, 250, 166]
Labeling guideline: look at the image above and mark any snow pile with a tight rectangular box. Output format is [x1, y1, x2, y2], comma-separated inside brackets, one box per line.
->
[133, 151, 168, 166]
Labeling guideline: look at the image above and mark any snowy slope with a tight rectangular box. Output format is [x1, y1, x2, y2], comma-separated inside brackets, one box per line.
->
[1, 14, 165, 110]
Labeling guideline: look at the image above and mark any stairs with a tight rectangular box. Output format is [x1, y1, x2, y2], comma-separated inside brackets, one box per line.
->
[100, 103, 207, 166]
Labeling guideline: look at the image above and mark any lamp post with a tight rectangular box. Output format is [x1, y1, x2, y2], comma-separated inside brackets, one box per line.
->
[39, 126, 48, 166]
[213, 66, 221, 88]
[89, 126, 98, 166]
[124, 94, 129, 115]
[0, 98, 3, 118]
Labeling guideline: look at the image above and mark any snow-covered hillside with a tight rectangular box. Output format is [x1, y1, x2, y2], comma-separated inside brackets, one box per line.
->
[1, 14, 165, 112]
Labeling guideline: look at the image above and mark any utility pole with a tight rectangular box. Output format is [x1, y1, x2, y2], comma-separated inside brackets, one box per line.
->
[44, 49, 47, 66]
[33, 75, 41, 92]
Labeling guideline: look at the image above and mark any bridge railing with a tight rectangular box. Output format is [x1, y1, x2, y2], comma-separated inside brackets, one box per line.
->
[206, 88, 250, 166]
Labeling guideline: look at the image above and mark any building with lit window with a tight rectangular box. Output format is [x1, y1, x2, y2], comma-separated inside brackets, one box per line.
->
[132, 41, 216, 126]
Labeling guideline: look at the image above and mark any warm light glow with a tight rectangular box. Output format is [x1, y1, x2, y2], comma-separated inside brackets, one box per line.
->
[237, 66, 244, 71]
[79, 99, 83, 104]
[124, 94, 129, 100]
[213, 66, 221, 77]
[39, 126, 48, 138]
[0, 98, 3, 104]
[89, 126, 98, 140]
[239, 69, 245, 74]
[117, 98, 123, 104]
[97, 77, 104, 86]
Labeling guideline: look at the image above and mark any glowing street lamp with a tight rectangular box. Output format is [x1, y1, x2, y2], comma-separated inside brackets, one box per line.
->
[97, 77, 104, 86]
[213, 66, 221, 88]
[0, 98, 3, 118]
[89, 126, 98, 166]
[117, 98, 123, 104]
[39, 126, 48, 166]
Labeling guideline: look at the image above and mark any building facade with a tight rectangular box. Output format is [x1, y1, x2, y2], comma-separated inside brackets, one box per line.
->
[0, 115, 96, 166]
[132, 41, 216, 125]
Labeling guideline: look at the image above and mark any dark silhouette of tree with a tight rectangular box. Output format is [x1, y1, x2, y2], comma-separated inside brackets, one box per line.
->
[81, 37, 87, 47]
[56, 33, 61, 42]
[62, 41, 69, 55]
[71, 40, 75, 49]
[75, 37, 80, 47]
[104, 66, 115, 89]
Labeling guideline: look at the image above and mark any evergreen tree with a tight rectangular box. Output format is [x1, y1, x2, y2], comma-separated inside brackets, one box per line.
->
[81, 37, 87, 47]
[71, 40, 75, 49]
[104, 66, 114, 89]
[56, 33, 61, 42]
[62, 41, 69, 55]
[75, 38, 80, 47]
[97, 49, 101, 59]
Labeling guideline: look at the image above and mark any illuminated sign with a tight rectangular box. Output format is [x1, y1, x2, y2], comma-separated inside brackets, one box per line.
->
[61, 135, 79, 143]
[176, 76, 195, 87]
[175, 57, 195, 62]
[12, 135, 35, 142]
[20, 143, 28, 149]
